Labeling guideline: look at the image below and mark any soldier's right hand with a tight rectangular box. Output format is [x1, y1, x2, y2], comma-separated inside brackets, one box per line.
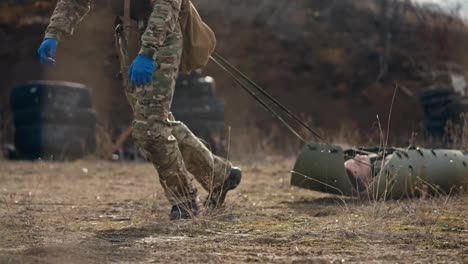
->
[37, 38, 58, 65]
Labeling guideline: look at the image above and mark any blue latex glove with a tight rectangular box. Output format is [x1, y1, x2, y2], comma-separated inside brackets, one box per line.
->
[128, 54, 156, 88]
[37, 38, 58, 65]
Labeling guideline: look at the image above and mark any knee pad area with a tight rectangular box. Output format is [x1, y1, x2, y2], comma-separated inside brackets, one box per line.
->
[169, 120, 191, 141]
[132, 120, 178, 165]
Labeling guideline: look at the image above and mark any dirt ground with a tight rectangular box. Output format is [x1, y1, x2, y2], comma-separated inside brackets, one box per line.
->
[0, 159, 467, 263]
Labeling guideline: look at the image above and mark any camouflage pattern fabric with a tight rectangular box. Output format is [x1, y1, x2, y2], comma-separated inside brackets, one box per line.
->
[45, 0, 92, 41]
[44, 0, 232, 205]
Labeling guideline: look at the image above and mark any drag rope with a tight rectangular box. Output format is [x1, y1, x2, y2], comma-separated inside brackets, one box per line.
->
[210, 52, 333, 148]
[210, 55, 307, 143]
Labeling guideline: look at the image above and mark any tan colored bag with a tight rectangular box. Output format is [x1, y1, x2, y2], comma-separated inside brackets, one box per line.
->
[179, 0, 217, 73]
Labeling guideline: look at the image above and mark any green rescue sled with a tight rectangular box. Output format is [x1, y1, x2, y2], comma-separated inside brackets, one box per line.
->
[291, 142, 468, 199]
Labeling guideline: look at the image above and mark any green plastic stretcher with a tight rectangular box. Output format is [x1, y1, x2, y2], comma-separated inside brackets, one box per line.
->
[291, 142, 468, 199]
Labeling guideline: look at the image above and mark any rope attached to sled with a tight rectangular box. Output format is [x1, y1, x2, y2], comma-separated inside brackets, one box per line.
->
[210, 52, 333, 148]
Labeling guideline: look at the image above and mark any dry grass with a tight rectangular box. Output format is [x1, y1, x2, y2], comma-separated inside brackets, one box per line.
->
[0, 159, 466, 263]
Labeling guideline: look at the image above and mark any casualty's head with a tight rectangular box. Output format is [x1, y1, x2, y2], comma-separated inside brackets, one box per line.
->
[344, 155, 372, 187]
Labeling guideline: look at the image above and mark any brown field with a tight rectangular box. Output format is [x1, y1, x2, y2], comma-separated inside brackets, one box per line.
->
[0, 159, 467, 263]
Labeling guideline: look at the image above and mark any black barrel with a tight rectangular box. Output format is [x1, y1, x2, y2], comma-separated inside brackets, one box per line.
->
[173, 72, 226, 155]
[10, 81, 96, 160]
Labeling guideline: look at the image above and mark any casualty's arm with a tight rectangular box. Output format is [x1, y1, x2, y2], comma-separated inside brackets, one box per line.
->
[139, 0, 182, 59]
[44, 0, 92, 41]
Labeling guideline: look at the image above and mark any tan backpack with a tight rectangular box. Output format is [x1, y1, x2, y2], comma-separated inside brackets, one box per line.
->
[178, 0, 217, 73]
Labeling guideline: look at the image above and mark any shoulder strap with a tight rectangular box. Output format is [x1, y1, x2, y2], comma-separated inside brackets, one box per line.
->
[123, 0, 131, 41]
[124, 0, 131, 29]
[181, 0, 190, 9]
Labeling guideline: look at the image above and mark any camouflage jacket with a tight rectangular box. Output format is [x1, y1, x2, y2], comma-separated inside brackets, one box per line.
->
[44, 0, 182, 58]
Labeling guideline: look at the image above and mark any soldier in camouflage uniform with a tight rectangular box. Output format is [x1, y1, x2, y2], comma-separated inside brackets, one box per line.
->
[37, 0, 242, 220]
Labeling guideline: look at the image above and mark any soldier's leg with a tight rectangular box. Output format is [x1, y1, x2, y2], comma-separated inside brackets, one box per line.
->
[169, 117, 232, 192]
[116, 17, 197, 206]
[116, 27, 225, 203]
[131, 31, 198, 205]
[115, 17, 238, 208]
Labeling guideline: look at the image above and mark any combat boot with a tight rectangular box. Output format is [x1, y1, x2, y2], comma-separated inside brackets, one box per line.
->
[169, 200, 200, 221]
[205, 167, 242, 208]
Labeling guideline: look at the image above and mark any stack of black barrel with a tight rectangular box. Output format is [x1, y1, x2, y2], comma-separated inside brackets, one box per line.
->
[172, 71, 226, 155]
[10, 81, 96, 160]
[419, 85, 468, 140]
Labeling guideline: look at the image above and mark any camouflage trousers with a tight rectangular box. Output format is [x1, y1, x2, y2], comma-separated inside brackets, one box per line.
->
[115, 7, 231, 205]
